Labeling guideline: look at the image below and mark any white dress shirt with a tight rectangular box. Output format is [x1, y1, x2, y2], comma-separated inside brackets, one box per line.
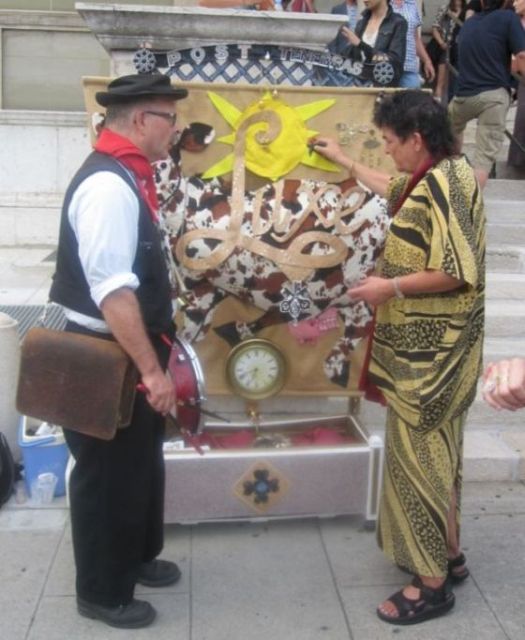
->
[62, 170, 141, 332]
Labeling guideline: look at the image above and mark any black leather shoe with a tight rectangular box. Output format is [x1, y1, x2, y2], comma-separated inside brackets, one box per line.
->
[137, 559, 181, 587]
[77, 597, 156, 628]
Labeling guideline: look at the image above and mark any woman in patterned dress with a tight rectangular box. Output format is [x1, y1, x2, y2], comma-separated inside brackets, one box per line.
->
[312, 90, 485, 625]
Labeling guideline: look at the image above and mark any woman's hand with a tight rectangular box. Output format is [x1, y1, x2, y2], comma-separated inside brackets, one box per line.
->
[482, 358, 525, 411]
[423, 58, 436, 82]
[309, 135, 391, 198]
[308, 136, 349, 166]
[347, 276, 395, 307]
[341, 26, 360, 47]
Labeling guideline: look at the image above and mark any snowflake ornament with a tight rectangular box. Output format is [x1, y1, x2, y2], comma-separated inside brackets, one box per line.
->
[279, 281, 312, 324]
[133, 48, 157, 74]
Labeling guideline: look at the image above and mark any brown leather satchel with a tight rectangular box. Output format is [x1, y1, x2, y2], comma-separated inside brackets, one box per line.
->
[16, 327, 138, 440]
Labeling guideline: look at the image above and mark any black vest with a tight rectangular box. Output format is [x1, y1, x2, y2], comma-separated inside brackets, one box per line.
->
[50, 152, 173, 334]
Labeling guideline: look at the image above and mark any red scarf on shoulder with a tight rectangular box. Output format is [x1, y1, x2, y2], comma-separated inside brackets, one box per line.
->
[391, 157, 437, 217]
[94, 128, 159, 222]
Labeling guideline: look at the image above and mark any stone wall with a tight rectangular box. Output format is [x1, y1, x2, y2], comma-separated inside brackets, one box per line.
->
[0, 111, 90, 246]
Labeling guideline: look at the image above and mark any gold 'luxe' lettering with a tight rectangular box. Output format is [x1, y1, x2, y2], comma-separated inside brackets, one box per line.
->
[175, 110, 366, 281]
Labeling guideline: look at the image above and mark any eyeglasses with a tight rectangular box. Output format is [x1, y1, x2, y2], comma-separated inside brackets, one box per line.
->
[144, 110, 177, 126]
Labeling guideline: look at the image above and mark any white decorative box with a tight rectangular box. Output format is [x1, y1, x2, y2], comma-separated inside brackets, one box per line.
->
[163, 413, 383, 524]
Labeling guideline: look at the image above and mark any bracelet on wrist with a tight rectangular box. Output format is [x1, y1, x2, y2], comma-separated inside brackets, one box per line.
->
[392, 277, 405, 299]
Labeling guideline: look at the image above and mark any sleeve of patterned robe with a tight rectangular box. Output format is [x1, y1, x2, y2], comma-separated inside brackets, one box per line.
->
[422, 168, 482, 289]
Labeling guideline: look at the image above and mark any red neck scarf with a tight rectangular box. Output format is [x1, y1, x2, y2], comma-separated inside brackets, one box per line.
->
[391, 155, 437, 217]
[94, 128, 159, 222]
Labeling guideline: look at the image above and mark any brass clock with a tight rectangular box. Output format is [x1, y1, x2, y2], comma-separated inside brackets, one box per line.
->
[225, 338, 287, 400]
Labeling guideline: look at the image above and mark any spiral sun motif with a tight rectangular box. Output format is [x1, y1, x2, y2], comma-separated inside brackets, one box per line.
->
[202, 90, 340, 182]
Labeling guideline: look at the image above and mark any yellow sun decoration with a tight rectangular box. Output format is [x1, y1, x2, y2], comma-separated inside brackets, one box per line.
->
[201, 90, 340, 182]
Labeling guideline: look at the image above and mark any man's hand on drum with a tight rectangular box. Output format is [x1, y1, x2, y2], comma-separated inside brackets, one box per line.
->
[482, 358, 525, 411]
[141, 369, 176, 415]
[348, 276, 398, 307]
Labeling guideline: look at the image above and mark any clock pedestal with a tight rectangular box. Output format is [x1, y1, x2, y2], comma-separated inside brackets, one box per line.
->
[163, 407, 383, 525]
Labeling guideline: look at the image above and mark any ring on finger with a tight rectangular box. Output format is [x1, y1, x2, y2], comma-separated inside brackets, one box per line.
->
[484, 379, 497, 393]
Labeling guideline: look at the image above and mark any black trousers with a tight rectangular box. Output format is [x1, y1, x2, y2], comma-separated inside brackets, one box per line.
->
[63, 323, 171, 607]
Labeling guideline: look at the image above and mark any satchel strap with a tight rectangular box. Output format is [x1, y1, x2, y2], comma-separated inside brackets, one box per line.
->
[37, 301, 56, 328]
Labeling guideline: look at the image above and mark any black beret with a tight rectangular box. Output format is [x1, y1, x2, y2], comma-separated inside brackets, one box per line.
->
[95, 73, 188, 107]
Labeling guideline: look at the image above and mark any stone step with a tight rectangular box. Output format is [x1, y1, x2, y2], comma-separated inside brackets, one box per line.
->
[483, 181, 525, 248]
[487, 245, 525, 273]
[484, 199, 525, 248]
[485, 199, 525, 220]
[486, 221, 525, 246]
[463, 429, 525, 482]
[486, 273, 525, 299]
[483, 178, 525, 200]
[486, 299, 525, 337]
[483, 336, 525, 362]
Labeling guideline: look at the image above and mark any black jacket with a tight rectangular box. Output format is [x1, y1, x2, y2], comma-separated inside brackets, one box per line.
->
[334, 6, 407, 85]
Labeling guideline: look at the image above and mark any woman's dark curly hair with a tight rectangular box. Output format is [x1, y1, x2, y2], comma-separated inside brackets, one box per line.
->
[373, 90, 456, 158]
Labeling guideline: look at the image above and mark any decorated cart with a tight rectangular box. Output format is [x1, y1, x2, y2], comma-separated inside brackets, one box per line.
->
[78, 2, 396, 523]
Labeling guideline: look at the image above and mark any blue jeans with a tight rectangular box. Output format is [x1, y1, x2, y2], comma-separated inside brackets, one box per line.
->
[399, 71, 422, 89]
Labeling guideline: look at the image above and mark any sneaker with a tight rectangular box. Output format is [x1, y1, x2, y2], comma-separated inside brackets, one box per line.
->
[137, 559, 181, 587]
[77, 597, 156, 628]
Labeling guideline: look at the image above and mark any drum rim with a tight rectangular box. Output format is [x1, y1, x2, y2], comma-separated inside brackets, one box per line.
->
[175, 335, 206, 401]
[172, 336, 206, 432]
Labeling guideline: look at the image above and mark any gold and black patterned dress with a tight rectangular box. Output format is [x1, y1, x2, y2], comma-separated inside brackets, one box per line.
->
[369, 156, 485, 578]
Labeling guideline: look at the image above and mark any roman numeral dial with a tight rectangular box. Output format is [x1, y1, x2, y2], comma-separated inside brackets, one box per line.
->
[225, 339, 287, 400]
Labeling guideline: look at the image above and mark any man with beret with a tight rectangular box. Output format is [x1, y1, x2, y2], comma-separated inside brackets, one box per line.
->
[50, 73, 188, 628]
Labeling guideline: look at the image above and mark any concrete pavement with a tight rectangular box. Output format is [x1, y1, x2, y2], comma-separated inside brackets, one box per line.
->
[1, 481, 525, 640]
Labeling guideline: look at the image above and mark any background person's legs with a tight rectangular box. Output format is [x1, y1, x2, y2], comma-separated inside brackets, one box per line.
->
[473, 88, 511, 189]
[448, 95, 477, 154]
[399, 71, 421, 89]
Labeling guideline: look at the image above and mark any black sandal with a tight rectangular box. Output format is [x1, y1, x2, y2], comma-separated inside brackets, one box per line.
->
[377, 576, 455, 626]
[448, 552, 469, 584]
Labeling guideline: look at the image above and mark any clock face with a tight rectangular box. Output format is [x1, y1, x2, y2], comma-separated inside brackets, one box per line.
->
[225, 339, 287, 400]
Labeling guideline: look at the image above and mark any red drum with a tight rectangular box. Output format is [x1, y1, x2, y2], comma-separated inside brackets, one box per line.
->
[167, 336, 205, 434]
